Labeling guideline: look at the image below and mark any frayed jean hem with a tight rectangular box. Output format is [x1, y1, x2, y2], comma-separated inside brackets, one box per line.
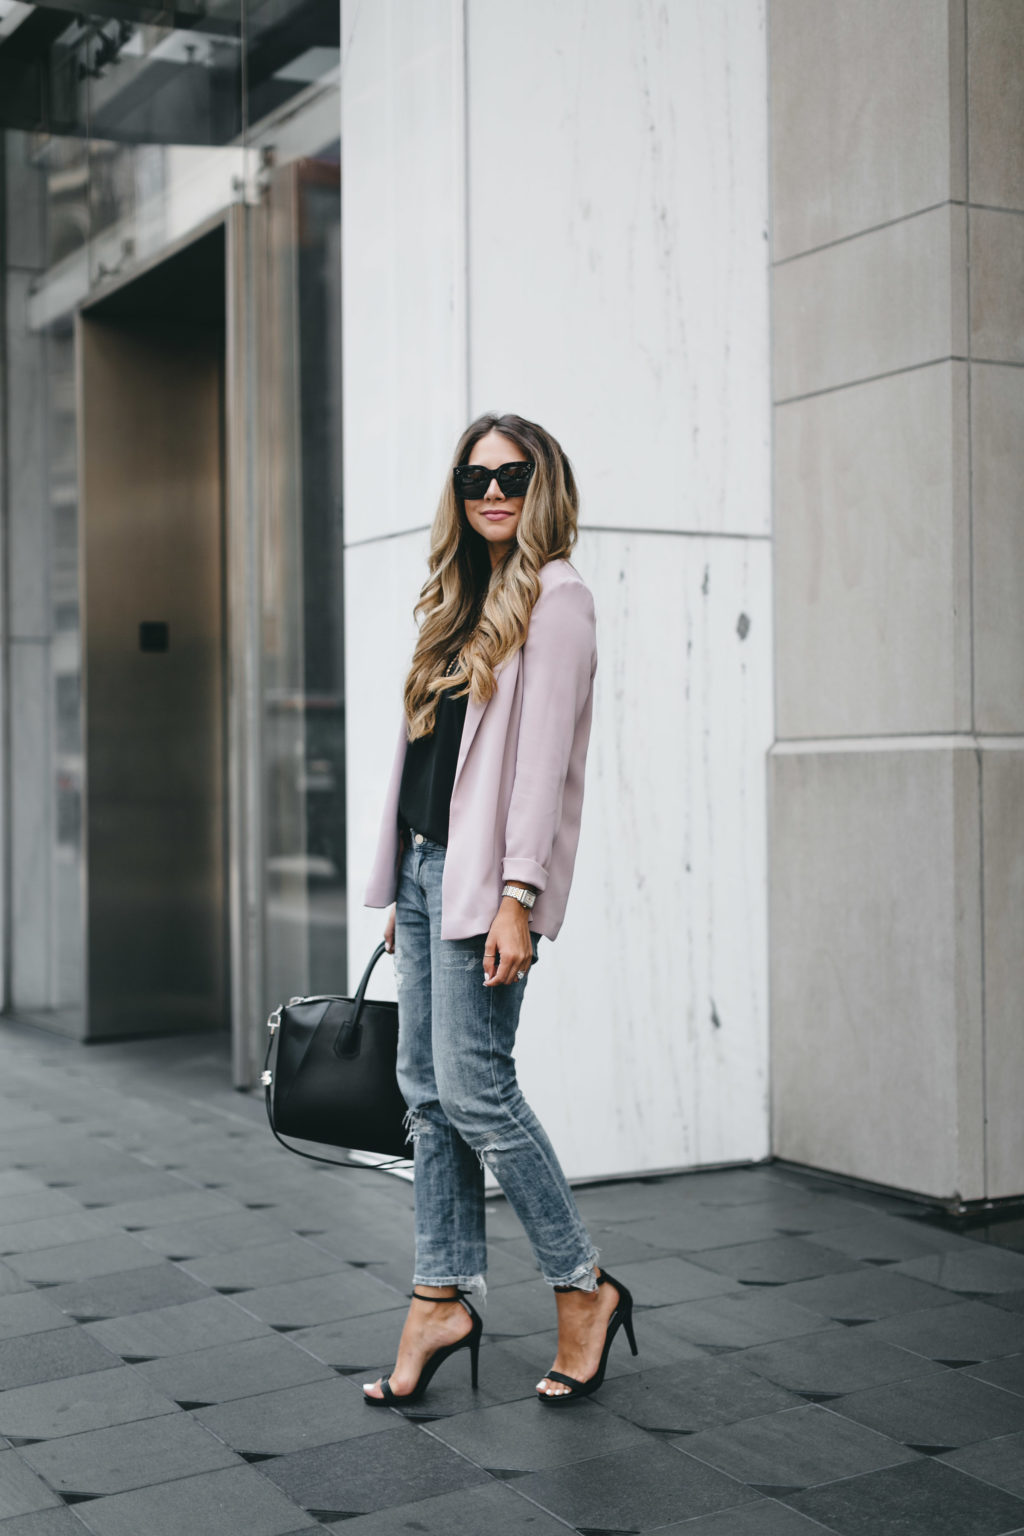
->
[542, 1251, 601, 1292]
[412, 1272, 487, 1303]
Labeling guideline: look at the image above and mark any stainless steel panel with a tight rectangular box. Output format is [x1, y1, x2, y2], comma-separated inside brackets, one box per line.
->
[79, 313, 226, 1037]
[225, 201, 267, 1085]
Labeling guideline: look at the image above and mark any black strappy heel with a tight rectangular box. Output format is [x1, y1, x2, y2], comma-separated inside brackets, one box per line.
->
[362, 1290, 482, 1407]
[537, 1269, 638, 1406]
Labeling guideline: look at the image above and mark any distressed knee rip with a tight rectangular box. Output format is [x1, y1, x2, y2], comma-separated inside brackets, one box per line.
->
[474, 1135, 522, 1172]
[402, 1107, 429, 1147]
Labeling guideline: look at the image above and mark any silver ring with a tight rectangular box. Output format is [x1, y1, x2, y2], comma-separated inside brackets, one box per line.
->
[516, 970, 526, 981]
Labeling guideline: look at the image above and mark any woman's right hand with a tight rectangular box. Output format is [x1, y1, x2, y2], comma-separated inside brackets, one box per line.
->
[384, 904, 396, 954]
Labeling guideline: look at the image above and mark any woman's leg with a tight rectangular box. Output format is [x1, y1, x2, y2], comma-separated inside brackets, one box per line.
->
[430, 930, 599, 1291]
[430, 930, 618, 1396]
[363, 842, 481, 1400]
[396, 843, 487, 1293]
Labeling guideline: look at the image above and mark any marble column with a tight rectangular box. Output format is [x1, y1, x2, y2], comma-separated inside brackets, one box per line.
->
[769, 0, 1024, 1200]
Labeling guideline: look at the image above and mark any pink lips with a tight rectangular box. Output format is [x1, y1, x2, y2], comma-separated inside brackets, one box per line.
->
[482, 510, 512, 520]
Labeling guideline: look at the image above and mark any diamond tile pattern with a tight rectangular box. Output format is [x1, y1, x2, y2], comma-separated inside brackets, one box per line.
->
[0, 1293, 75, 1340]
[732, 1328, 946, 1396]
[941, 1431, 1024, 1499]
[319, 1481, 573, 1534]
[261, 1422, 491, 1514]
[0, 1509, 95, 1535]
[894, 1248, 1024, 1294]
[70, 1465, 314, 1536]
[0, 1448, 63, 1518]
[134, 1334, 335, 1406]
[192, 1378, 404, 1456]
[429, 1394, 647, 1471]
[514, 1441, 754, 1528]
[0, 1367, 179, 1439]
[861, 1299, 1024, 1363]
[45, 1263, 211, 1320]
[19, 1413, 240, 1494]
[592, 1357, 802, 1432]
[0, 1327, 121, 1389]
[967, 1353, 1024, 1397]
[678, 1402, 916, 1488]
[832, 1370, 1024, 1449]
[1, 1023, 1023, 1536]
[785, 1457, 1024, 1536]
[84, 1295, 272, 1358]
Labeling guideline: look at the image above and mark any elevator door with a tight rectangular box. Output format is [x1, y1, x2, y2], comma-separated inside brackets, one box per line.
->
[79, 292, 227, 1038]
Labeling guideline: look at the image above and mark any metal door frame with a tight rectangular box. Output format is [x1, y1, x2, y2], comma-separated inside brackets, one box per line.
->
[69, 188, 315, 1083]
[225, 200, 267, 1089]
[70, 209, 266, 1076]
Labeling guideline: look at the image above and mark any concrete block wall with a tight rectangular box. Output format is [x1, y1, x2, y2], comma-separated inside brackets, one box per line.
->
[769, 0, 1024, 1201]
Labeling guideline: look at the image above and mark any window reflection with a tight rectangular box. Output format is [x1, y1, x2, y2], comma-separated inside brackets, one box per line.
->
[261, 152, 345, 1008]
[296, 154, 345, 993]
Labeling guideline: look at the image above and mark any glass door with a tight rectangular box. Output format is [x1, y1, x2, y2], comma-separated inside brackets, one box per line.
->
[227, 155, 344, 1087]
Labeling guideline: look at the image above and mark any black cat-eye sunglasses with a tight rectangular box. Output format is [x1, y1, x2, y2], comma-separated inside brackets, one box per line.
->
[453, 460, 535, 499]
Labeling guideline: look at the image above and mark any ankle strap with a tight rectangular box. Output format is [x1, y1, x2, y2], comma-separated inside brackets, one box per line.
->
[411, 1289, 466, 1302]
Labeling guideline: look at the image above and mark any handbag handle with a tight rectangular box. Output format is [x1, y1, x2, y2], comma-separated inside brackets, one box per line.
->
[261, 941, 408, 1173]
[269, 941, 392, 1021]
[334, 941, 391, 1059]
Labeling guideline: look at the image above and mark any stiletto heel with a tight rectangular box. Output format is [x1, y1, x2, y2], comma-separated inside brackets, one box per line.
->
[363, 1291, 482, 1408]
[537, 1269, 637, 1406]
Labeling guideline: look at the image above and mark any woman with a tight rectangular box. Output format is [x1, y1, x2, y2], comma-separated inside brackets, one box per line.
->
[362, 413, 636, 1407]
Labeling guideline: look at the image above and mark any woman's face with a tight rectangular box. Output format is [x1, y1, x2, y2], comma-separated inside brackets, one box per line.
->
[461, 430, 530, 567]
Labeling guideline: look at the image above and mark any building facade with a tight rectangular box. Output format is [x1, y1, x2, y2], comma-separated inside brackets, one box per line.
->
[0, 0, 1020, 1203]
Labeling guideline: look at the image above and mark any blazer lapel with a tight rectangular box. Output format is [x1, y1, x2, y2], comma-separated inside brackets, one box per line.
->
[452, 650, 519, 791]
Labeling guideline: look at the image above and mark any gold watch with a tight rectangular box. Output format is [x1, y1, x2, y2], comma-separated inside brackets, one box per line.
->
[501, 883, 536, 910]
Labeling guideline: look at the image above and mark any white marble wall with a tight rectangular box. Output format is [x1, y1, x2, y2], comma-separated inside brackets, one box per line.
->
[342, 0, 772, 1178]
[340, 0, 468, 547]
[519, 531, 771, 1178]
[346, 530, 430, 988]
[467, 0, 770, 538]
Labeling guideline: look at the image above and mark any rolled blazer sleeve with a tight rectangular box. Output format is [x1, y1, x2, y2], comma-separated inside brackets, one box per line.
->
[502, 575, 597, 892]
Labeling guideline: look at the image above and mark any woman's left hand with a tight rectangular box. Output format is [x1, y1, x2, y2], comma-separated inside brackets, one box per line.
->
[483, 898, 533, 986]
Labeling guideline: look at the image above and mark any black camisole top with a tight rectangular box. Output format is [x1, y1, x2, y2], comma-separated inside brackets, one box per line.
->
[397, 660, 468, 847]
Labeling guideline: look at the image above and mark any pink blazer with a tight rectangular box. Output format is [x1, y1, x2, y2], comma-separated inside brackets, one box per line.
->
[364, 558, 598, 941]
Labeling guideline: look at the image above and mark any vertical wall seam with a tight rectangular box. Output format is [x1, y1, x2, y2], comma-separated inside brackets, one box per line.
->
[240, 0, 250, 144]
[0, 143, 11, 1013]
[962, 0, 987, 1198]
[764, 0, 778, 1157]
[964, 1, 975, 738]
[460, 0, 470, 418]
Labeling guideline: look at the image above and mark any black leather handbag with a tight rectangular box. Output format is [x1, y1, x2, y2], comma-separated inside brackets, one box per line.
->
[261, 942, 410, 1168]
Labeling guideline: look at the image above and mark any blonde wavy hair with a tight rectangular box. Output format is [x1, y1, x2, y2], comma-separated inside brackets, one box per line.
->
[403, 413, 580, 740]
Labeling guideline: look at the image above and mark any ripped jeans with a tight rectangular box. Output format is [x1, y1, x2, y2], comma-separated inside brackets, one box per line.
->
[394, 835, 599, 1296]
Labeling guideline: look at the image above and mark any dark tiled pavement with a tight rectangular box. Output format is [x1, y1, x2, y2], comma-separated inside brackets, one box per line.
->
[1, 1023, 1024, 1536]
